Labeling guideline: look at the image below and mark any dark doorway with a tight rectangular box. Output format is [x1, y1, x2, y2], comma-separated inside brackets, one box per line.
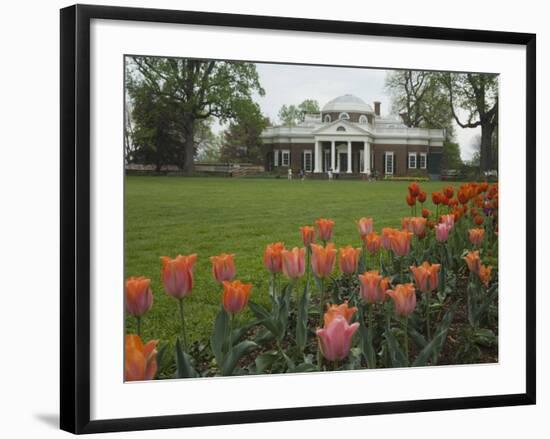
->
[339, 153, 348, 172]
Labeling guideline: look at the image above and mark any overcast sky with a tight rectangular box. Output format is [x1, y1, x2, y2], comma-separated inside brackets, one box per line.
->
[248, 62, 480, 160]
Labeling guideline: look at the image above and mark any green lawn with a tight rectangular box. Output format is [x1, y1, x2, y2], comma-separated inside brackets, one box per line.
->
[125, 176, 455, 346]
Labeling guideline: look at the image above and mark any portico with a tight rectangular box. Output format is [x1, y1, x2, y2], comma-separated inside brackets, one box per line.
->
[313, 138, 371, 174]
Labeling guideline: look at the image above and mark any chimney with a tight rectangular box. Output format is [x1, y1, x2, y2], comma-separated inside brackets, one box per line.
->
[374, 101, 381, 116]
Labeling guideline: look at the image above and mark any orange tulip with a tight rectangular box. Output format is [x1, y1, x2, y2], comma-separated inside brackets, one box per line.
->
[324, 301, 358, 326]
[160, 254, 197, 299]
[263, 242, 285, 274]
[410, 262, 440, 293]
[125, 276, 153, 317]
[365, 231, 382, 254]
[338, 246, 361, 274]
[386, 283, 417, 316]
[381, 227, 397, 250]
[281, 247, 306, 279]
[468, 228, 485, 246]
[401, 216, 413, 232]
[310, 243, 336, 278]
[440, 214, 455, 229]
[358, 270, 390, 304]
[464, 250, 481, 274]
[432, 192, 442, 205]
[316, 218, 335, 242]
[356, 217, 374, 239]
[222, 280, 253, 314]
[299, 226, 316, 247]
[125, 334, 158, 382]
[478, 264, 492, 287]
[474, 215, 484, 226]
[410, 217, 427, 238]
[210, 253, 236, 283]
[389, 229, 413, 257]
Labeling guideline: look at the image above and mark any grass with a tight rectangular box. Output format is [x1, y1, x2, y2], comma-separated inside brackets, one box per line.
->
[125, 176, 457, 346]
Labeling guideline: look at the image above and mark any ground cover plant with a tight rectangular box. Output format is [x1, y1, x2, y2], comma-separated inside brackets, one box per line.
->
[124, 177, 498, 380]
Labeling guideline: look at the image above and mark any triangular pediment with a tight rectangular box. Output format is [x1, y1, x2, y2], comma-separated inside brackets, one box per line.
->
[312, 119, 371, 136]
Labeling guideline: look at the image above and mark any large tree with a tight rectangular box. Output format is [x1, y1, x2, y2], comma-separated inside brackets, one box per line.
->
[385, 70, 455, 137]
[126, 57, 264, 173]
[441, 72, 498, 172]
[220, 99, 269, 164]
[278, 99, 320, 126]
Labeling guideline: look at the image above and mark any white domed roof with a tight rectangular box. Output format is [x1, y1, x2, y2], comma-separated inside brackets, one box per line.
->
[322, 94, 374, 113]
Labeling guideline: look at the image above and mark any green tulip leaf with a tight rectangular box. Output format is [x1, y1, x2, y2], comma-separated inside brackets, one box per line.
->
[221, 341, 257, 376]
[175, 338, 198, 378]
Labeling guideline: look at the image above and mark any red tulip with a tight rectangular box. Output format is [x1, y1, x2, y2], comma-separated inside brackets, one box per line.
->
[408, 182, 420, 197]
[444, 186, 454, 199]
[406, 194, 416, 207]
[418, 191, 427, 203]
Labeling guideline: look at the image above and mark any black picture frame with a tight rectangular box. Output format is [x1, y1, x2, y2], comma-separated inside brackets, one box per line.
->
[60, 4, 536, 434]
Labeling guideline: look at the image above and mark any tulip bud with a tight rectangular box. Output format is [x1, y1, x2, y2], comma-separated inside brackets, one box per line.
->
[210, 253, 236, 283]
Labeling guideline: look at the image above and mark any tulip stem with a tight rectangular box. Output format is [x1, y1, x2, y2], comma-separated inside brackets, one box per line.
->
[136, 316, 141, 337]
[425, 295, 431, 340]
[319, 277, 325, 326]
[178, 299, 188, 351]
[403, 317, 409, 366]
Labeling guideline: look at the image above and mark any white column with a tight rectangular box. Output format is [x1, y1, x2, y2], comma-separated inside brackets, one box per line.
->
[347, 140, 352, 173]
[330, 140, 336, 171]
[314, 140, 321, 173]
[363, 141, 371, 174]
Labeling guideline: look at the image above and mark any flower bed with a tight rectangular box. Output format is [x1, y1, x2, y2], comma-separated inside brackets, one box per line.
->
[124, 181, 498, 380]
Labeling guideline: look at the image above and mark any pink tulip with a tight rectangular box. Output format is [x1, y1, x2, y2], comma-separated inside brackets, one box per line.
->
[440, 214, 455, 229]
[281, 247, 306, 279]
[316, 315, 359, 362]
[435, 223, 452, 242]
[356, 217, 374, 239]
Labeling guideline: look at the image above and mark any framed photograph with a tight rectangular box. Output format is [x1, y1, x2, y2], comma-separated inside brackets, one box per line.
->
[60, 4, 536, 434]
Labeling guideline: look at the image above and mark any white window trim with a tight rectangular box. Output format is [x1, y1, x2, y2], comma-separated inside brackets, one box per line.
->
[339, 112, 350, 120]
[385, 152, 394, 175]
[419, 152, 427, 169]
[336, 126, 346, 132]
[359, 115, 368, 124]
[408, 152, 417, 169]
[324, 114, 331, 123]
[304, 150, 313, 172]
[281, 149, 290, 167]
[274, 150, 279, 167]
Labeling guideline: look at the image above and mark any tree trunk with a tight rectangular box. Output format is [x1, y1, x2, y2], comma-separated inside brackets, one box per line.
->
[480, 123, 495, 173]
[182, 115, 195, 174]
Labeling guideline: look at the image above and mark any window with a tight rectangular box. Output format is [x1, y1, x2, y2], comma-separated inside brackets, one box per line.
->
[336, 126, 346, 132]
[339, 112, 350, 120]
[304, 150, 312, 172]
[408, 152, 417, 169]
[359, 115, 368, 124]
[385, 152, 394, 175]
[324, 114, 331, 123]
[419, 153, 427, 169]
[281, 150, 290, 167]
[274, 150, 279, 167]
